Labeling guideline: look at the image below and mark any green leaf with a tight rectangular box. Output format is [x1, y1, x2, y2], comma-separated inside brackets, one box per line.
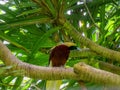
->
[28, 26, 60, 62]
[12, 76, 23, 90]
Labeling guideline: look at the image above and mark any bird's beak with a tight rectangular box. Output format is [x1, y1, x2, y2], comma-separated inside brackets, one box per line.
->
[76, 47, 81, 51]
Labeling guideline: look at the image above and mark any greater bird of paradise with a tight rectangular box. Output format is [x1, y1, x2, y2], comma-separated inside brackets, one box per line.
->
[46, 42, 78, 90]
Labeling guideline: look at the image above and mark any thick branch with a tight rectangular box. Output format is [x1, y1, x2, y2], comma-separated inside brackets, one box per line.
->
[99, 61, 120, 75]
[71, 49, 120, 76]
[70, 48, 96, 58]
[0, 40, 77, 80]
[0, 40, 120, 85]
[74, 62, 120, 86]
[63, 21, 120, 63]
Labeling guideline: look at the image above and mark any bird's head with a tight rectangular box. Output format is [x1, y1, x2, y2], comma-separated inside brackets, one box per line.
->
[60, 42, 78, 50]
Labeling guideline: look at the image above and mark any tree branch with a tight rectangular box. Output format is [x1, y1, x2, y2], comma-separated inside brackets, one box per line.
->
[0, 40, 77, 80]
[62, 21, 120, 63]
[74, 62, 120, 86]
[70, 48, 96, 58]
[99, 61, 120, 75]
[0, 40, 120, 85]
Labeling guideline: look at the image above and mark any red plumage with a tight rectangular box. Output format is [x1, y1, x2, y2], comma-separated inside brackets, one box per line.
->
[49, 45, 70, 67]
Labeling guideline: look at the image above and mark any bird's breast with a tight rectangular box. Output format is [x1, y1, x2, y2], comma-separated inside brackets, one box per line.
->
[49, 45, 70, 67]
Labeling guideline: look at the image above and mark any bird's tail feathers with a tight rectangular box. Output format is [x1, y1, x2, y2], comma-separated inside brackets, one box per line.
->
[46, 80, 62, 90]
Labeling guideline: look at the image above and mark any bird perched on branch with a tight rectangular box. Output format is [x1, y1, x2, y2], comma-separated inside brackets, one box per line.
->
[46, 42, 78, 90]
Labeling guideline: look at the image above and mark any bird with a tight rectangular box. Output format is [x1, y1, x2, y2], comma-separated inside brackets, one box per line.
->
[46, 42, 78, 90]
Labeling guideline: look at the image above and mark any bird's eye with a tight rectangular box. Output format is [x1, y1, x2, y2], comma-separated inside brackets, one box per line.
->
[69, 46, 77, 50]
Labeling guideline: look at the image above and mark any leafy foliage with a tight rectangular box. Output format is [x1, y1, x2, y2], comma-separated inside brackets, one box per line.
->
[0, 0, 120, 89]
